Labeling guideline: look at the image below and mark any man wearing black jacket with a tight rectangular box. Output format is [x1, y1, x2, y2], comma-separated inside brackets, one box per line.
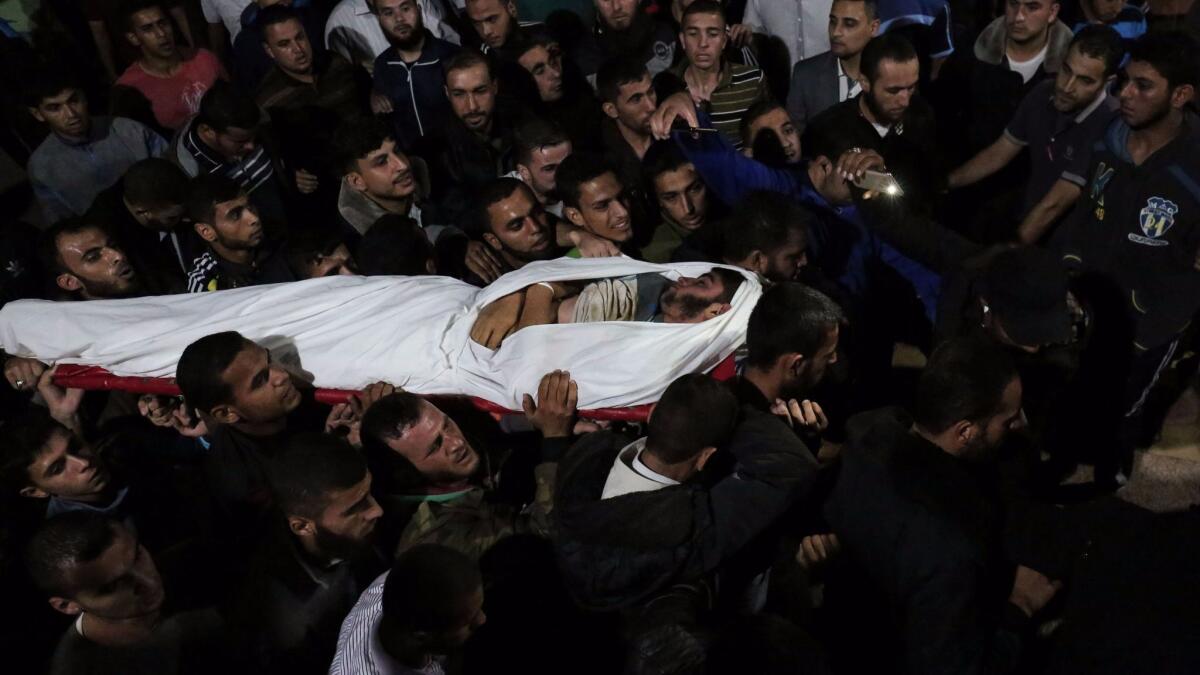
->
[822, 338, 1061, 675]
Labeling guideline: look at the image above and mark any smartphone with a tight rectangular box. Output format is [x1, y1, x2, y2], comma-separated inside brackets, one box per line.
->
[854, 170, 904, 196]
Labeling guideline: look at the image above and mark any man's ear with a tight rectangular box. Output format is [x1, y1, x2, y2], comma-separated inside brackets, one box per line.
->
[424, 258, 437, 275]
[702, 302, 732, 319]
[262, 41, 273, 58]
[287, 515, 316, 538]
[646, 401, 658, 424]
[56, 273, 82, 293]
[196, 123, 218, 147]
[125, 30, 141, 48]
[563, 206, 585, 228]
[194, 221, 219, 243]
[506, 1, 518, 17]
[952, 419, 976, 449]
[601, 101, 618, 120]
[482, 232, 503, 252]
[345, 171, 367, 194]
[1047, 2, 1060, 23]
[19, 485, 50, 499]
[209, 404, 240, 425]
[870, 19, 881, 36]
[28, 107, 46, 124]
[746, 250, 769, 275]
[516, 163, 533, 185]
[695, 445, 718, 471]
[1171, 84, 1196, 109]
[49, 597, 82, 616]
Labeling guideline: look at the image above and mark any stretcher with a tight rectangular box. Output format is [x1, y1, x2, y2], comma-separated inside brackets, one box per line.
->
[51, 356, 739, 422]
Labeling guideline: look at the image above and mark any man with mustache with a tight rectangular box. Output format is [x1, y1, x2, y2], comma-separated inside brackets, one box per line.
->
[573, 0, 677, 80]
[786, 0, 880, 134]
[25, 68, 166, 226]
[333, 118, 435, 242]
[184, 175, 294, 293]
[41, 220, 146, 301]
[255, 5, 369, 121]
[371, 0, 460, 151]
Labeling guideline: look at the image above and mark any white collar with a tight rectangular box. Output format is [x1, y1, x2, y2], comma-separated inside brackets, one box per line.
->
[1074, 88, 1108, 124]
[627, 439, 680, 487]
[353, 0, 372, 17]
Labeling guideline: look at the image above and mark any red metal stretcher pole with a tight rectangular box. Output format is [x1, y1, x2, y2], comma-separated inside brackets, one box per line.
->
[49, 360, 738, 423]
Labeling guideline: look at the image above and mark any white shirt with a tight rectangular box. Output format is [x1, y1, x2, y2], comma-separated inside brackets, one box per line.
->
[330, 572, 448, 675]
[1007, 42, 1049, 84]
[743, 0, 833, 67]
[324, 0, 460, 72]
[837, 58, 862, 103]
[601, 438, 680, 499]
[200, 0, 252, 41]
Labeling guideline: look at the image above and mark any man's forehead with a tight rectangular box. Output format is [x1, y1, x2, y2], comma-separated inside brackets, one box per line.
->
[132, 7, 165, 25]
[449, 64, 491, 88]
[377, 0, 412, 11]
[683, 11, 724, 29]
[363, 140, 397, 164]
[222, 343, 266, 385]
[489, 188, 533, 219]
[619, 75, 652, 96]
[216, 195, 250, 215]
[59, 228, 108, 254]
[40, 89, 81, 106]
[70, 525, 132, 589]
[1065, 47, 1106, 74]
[266, 19, 305, 39]
[519, 45, 552, 65]
[468, 0, 506, 16]
[582, 172, 620, 197]
[31, 428, 72, 467]
[657, 163, 699, 190]
[751, 108, 787, 130]
[533, 141, 571, 163]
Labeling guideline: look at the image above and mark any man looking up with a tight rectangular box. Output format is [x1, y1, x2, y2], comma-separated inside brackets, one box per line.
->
[641, 141, 723, 263]
[787, 0, 881, 133]
[184, 175, 293, 292]
[1056, 31, 1200, 487]
[41, 220, 144, 301]
[25, 68, 166, 224]
[330, 545, 486, 674]
[949, 26, 1122, 243]
[233, 433, 386, 673]
[664, 1, 768, 148]
[371, 0, 460, 150]
[114, 0, 224, 133]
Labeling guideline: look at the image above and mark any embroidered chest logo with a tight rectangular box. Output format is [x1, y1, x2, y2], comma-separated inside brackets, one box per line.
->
[1129, 196, 1179, 247]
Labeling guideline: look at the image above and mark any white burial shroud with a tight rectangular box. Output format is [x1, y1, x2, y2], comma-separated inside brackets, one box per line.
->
[0, 258, 761, 410]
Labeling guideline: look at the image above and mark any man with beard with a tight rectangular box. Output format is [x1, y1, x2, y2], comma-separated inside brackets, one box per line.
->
[573, 0, 677, 80]
[184, 175, 294, 293]
[804, 32, 943, 213]
[506, 116, 572, 218]
[41, 220, 144, 301]
[231, 0, 329, 91]
[1056, 31, 1200, 487]
[325, 0, 460, 74]
[371, 0, 460, 151]
[597, 57, 658, 189]
[822, 338, 1061, 674]
[231, 433, 386, 675]
[719, 191, 811, 283]
[787, 0, 880, 133]
[949, 26, 1122, 243]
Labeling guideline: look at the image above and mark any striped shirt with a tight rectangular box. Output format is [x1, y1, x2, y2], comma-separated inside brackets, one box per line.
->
[670, 61, 768, 149]
[329, 571, 447, 675]
[181, 123, 275, 194]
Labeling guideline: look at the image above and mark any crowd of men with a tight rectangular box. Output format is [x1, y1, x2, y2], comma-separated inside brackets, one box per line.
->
[2, 0, 1200, 672]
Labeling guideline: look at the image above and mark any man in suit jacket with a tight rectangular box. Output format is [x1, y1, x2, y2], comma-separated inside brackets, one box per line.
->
[787, 0, 879, 133]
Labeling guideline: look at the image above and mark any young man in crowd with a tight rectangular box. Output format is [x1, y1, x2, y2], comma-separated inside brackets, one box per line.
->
[573, 0, 677, 80]
[25, 513, 230, 674]
[41, 220, 145, 301]
[513, 32, 604, 151]
[332, 118, 439, 242]
[284, 227, 360, 279]
[741, 100, 804, 166]
[557, 153, 638, 255]
[113, 0, 224, 133]
[787, 0, 880, 133]
[231, 0, 328, 92]
[718, 191, 812, 283]
[597, 57, 658, 189]
[371, 0, 461, 150]
[823, 338, 1059, 674]
[25, 69, 166, 225]
[464, 0, 533, 56]
[231, 433, 386, 675]
[949, 26, 1122, 243]
[184, 175, 294, 293]
[506, 116, 572, 218]
[330, 544, 485, 674]
[87, 158, 198, 294]
[640, 141, 722, 263]
[661, 1, 768, 148]
[325, 0, 460, 73]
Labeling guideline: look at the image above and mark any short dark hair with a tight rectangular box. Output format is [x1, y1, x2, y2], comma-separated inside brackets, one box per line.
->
[176, 331, 249, 414]
[25, 512, 120, 597]
[122, 158, 190, 208]
[710, 266, 745, 304]
[681, 0, 726, 25]
[834, 0, 879, 20]
[1070, 25, 1124, 78]
[23, 65, 84, 109]
[0, 409, 66, 494]
[358, 215, 435, 275]
[642, 141, 693, 193]
[1128, 30, 1199, 89]
[258, 4, 303, 36]
[721, 191, 813, 262]
[382, 544, 481, 632]
[196, 81, 261, 133]
[467, 178, 530, 237]
[332, 116, 394, 176]
[738, 100, 786, 148]
[912, 337, 1018, 434]
[284, 226, 349, 279]
[269, 433, 368, 519]
[40, 218, 110, 276]
[556, 153, 617, 209]
[746, 282, 845, 369]
[861, 32, 917, 82]
[646, 373, 738, 464]
[360, 392, 428, 493]
[596, 56, 649, 104]
[443, 49, 494, 81]
[512, 28, 558, 62]
[513, 116, 570, 167]
[185, 174, 243, 226]
[121, 0, 168, 32]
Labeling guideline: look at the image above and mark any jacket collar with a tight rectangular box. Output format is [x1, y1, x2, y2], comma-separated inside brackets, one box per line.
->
[974, 16, 1073, 72]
